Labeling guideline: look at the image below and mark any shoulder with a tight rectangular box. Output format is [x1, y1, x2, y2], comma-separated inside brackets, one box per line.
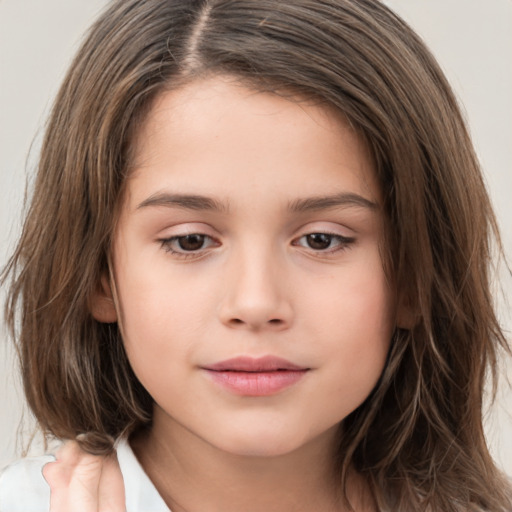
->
[0, 454, 54, 512]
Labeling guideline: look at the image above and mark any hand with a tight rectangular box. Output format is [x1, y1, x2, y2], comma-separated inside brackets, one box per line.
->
[42, 441, 126, 512]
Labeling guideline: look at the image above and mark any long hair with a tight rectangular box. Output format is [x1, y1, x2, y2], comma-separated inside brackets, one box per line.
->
[2, 1, 511, 510]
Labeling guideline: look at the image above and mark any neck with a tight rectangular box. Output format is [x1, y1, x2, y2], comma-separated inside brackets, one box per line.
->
[131, 410, 374, 512]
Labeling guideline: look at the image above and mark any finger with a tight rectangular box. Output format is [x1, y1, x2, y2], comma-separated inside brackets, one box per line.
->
[43, 441, 83, 498]
[44, 441, 104, 512]
[98, 452, 126, 512]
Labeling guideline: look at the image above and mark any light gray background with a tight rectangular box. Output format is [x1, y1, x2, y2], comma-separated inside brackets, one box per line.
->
[1, 0, 511, 475]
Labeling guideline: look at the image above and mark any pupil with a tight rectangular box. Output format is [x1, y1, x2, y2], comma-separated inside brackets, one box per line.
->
[307, 233, 332, 250]
[179, 234, 205, 251]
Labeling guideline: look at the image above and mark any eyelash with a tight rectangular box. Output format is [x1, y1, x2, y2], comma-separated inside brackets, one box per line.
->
[160, 234, 219, 259]
[292, 232, 355, 254]
[159, 232, 355, 259]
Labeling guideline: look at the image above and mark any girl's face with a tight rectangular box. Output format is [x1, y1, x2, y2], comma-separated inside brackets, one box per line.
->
[97, 76, 398, 457]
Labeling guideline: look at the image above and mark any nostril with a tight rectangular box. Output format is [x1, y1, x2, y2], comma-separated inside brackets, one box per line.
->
[228, 318, 283, 327]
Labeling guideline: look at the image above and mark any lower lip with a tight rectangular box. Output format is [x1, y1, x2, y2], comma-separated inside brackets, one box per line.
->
[204, 370, 308, 396]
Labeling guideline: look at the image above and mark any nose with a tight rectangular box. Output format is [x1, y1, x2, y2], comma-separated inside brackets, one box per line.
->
[218, 246, 293, 331]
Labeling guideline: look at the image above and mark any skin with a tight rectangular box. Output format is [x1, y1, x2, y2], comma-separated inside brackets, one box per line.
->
[47, 75, 403, 511]
[43, 441, 125, 512]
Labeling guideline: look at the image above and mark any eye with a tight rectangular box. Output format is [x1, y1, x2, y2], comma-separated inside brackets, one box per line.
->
[160, 233, 218, 255]
[293, 232, 355, 252]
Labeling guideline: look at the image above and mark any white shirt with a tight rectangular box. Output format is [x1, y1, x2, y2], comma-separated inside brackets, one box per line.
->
[0, 439, 170, 512]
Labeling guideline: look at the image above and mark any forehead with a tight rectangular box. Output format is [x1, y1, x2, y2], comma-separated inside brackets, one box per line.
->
[126, 75, 380, 209]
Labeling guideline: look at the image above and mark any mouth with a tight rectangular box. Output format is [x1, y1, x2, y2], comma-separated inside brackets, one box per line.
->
[201, 356, 310, 396]
[204, 355, 307, 372]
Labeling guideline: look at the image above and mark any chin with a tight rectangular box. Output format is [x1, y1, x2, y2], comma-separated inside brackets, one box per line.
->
[209, 426, 313, 458]
[221, 441, 301, 458]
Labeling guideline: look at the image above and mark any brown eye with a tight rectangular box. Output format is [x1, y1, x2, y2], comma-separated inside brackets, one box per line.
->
[293, 232, 355, 254]
[306, 233, 333, 250]
[160, 233, 217, 255]
[177, 234, 206, 251]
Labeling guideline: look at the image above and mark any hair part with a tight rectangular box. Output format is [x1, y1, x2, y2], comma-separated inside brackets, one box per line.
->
[2, 1, 511, 510]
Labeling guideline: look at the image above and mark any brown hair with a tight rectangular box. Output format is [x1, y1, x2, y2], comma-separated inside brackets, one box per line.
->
[2, 0, 511, 510]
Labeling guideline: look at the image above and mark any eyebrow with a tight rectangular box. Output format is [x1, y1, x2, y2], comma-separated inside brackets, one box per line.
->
[137, 193, 230, 213]
[288, 193, 378, 212]
[136, 191, 378, 214]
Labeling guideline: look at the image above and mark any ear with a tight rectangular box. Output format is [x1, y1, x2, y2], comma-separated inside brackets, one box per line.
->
[90, 274, 118, 323]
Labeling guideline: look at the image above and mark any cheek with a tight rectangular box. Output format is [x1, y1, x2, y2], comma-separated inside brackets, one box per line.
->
[306, 256, 394, 342]
[116, 248, 213, 330]
[304, 258, 394, 396]
[113, 257, 219, 381]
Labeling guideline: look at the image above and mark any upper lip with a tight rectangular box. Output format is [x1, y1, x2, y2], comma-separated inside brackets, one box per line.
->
[203, 356, 308, 372]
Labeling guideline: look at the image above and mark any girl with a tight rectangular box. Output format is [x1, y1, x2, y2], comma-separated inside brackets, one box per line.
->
[1, 0, 511, 511]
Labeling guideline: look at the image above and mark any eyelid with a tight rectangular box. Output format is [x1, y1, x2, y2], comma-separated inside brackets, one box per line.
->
[292, 221, 355, 239]
[156, 222, 218, 242]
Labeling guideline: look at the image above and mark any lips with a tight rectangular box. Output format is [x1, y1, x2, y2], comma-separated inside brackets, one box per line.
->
[202, 356, 309, 396]
[204, 355, 306, 372]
